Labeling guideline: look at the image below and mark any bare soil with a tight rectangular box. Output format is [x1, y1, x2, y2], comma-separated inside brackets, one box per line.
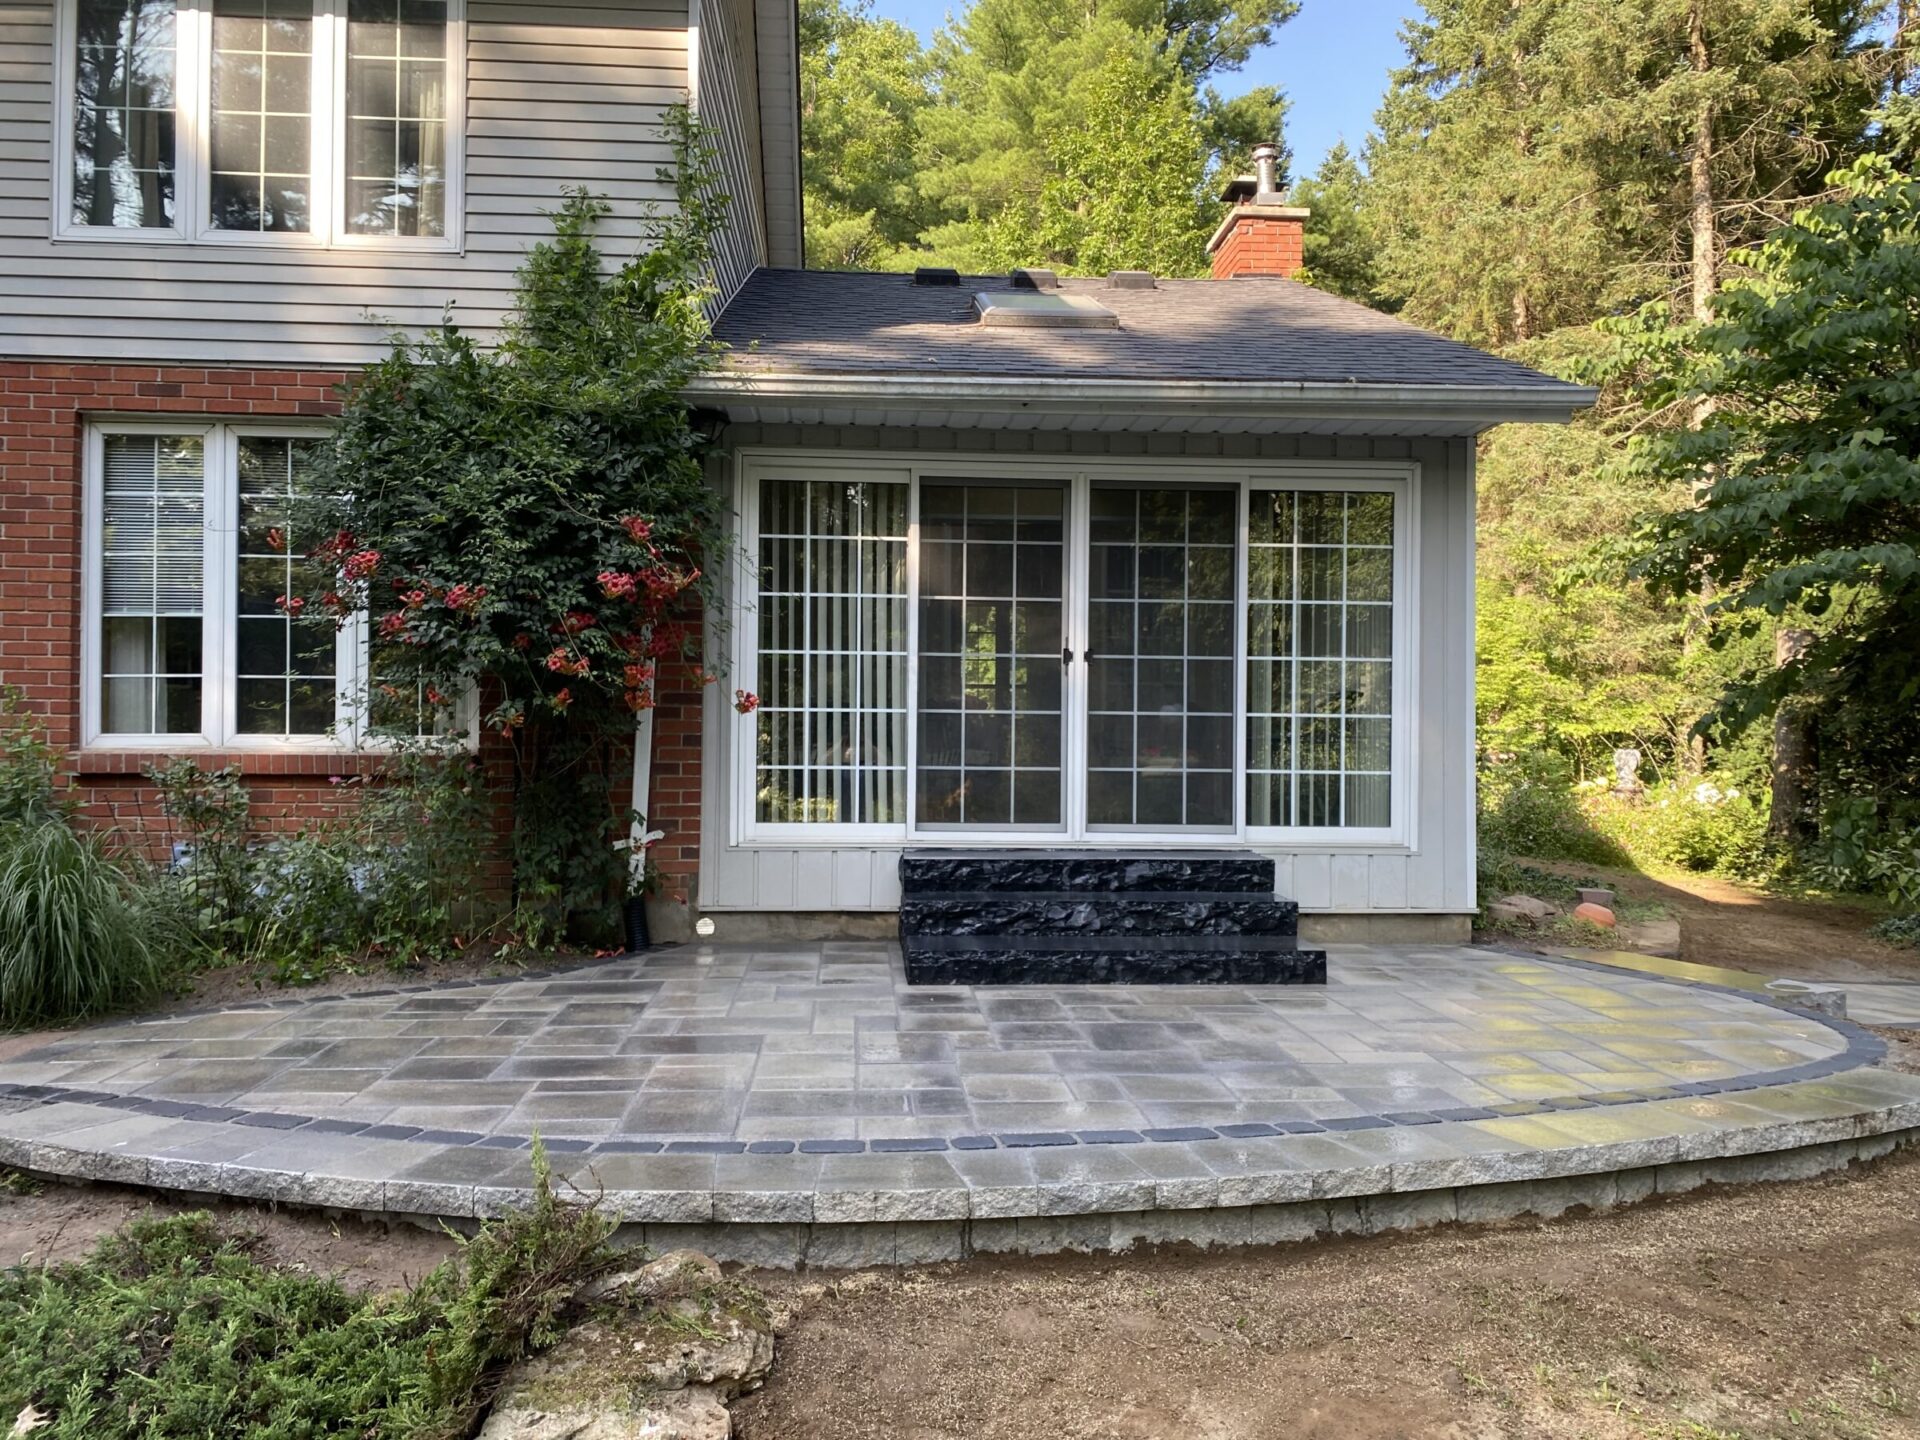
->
[738, 1150, 1920, 1440]
[1490, 861, 1920, 982]
[0, 1176, 456, 1290]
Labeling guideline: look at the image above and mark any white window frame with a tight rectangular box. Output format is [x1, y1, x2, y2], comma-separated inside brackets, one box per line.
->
[728, 450, 1420, 851]
[52, 0, 466, 252]
[83, 418, 372, 751]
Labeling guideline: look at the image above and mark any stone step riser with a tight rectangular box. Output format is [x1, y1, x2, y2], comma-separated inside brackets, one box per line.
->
[902, 948, 1328, 986]
[900, 851, 1276, 896]
[899, 898, 1299, 939]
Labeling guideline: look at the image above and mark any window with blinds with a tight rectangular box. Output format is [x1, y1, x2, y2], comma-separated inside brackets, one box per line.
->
[754, 476, 908, 825]
[92, 425, 352, 744]
[100, 433, 205, 734]
[1246, 489, 1397, 830]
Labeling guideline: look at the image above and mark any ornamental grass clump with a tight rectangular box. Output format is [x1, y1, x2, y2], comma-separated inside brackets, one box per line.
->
[0, 819, 162, 1027]
[0, 687, 170, 1027]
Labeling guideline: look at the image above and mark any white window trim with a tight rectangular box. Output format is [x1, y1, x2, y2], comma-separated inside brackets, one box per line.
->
[52, 0, 466, 253]
[727, 450, 1421, 852]
[82, 417, 384, 752]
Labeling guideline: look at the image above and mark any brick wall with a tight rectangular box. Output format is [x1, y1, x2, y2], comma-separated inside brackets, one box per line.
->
[1207, 212, 1306, 280]
[0, 362, 706, 903]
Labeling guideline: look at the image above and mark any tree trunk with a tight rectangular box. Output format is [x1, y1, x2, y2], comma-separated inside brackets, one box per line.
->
[1687, 0, 1716, 326]
[1769, 628, 1817, 843]
[1681, 0, 1719, 742]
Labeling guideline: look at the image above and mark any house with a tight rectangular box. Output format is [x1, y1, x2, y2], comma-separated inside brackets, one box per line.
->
[0, 8, 1595, 951]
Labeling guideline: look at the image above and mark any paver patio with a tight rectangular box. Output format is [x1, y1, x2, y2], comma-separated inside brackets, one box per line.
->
[0, 944, 1872, 1146]
[2, 943, 1916, 1266]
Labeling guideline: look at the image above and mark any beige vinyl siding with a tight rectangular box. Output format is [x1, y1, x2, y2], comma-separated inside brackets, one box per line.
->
[752, 0, 799, 266]
[696, 0, 765, 305]
[698, 426, 1480, 920]
[0, 0, 691, 365]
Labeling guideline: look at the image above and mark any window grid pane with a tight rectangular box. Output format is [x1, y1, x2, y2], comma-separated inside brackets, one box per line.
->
[1245, 489, 1394, 829]
[100, 433, 203, 733]
[344, 0, 450, 237]
[71, 0, 178, 228]
[1086, 485, 1235, 829]
[235, 435, 335, 736]
[915, 483, 1065, 828]
[208, 0, 313, 232]
[755, 477, 907, 824]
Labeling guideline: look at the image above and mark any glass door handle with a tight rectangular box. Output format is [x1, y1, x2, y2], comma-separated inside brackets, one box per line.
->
[1061, 646, 1073, 667]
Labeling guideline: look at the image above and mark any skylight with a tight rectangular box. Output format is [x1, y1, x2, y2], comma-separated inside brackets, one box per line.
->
[972, 292, 1119, 330]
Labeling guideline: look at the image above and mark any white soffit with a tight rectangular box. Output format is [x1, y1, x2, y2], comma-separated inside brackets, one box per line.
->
[684, 373, 1599, 437]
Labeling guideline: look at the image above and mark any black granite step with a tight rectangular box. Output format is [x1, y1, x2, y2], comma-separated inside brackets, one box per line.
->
[898, 848, 1324, 987]
[899, 894, 1299, 939]
[902, 943, 1327, 987]
[899, 849, 1275, 895]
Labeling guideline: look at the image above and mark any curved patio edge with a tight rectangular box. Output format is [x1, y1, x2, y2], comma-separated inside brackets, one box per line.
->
[5, 1067, 1919, 1267]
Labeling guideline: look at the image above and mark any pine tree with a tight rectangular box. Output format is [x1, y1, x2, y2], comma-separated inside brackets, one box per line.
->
[1366, 0, 1892, 345]
[1288, 141, 1386, 306]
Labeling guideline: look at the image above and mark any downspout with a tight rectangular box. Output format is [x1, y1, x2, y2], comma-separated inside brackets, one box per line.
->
[623, 706, 663, 950]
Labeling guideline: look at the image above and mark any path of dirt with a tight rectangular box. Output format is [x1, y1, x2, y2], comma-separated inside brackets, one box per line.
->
[1512, 860, 1920, 982]
[738, 1149, 1920, 1440]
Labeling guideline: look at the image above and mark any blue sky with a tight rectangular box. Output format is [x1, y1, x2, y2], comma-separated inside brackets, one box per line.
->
[866, 0, 1419, 178]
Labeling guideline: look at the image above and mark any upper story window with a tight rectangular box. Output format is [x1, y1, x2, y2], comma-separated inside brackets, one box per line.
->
[60, 0, 462, 247]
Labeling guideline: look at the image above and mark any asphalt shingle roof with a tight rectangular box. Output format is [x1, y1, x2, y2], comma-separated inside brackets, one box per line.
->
[710, 268, 1577, 390]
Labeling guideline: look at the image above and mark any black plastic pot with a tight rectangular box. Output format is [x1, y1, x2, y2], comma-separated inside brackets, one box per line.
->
[623, 895, 651, 954]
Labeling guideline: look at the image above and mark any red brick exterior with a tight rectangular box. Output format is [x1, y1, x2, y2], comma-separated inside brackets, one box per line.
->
[0, 362, 705, 903]
[1207, 211, 1306, 280]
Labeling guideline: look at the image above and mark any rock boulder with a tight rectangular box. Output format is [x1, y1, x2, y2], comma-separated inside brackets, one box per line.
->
[479, 1251, 773, 1440]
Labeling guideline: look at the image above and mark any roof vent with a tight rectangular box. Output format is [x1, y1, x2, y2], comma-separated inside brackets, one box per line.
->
[913, 267, 961, 287]
[1010, 267, 1059, 290]
[972, 291, 1118, 329]
[1107, 270, 1155, 290]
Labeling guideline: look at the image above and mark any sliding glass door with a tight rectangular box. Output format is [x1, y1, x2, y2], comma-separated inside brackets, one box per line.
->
[741, 458, 1404, 847]
[915, 483, 1067, 830]
[1084, 484, 1238, 831]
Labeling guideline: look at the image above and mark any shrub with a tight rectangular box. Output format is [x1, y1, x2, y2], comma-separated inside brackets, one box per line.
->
[1579, 779, 1779, 879]
[1871, 913, 1920, 948]
[0, 1149, 617, 1440]
[1477, 751, 1629, 866]
[1807, 797, 1920, 909]
[146, 745, 492, 981]
[0, 819, 163, 1026]
[0, 686, 61, 827]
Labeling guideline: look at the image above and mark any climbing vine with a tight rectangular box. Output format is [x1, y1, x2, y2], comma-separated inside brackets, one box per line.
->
[298, 108, 733, 941]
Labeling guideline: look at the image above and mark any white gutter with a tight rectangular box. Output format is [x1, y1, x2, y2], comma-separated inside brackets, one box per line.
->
[683, 371, 1599, 426]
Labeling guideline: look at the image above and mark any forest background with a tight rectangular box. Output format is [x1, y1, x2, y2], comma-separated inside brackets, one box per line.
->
[796, 0, 1920, 912]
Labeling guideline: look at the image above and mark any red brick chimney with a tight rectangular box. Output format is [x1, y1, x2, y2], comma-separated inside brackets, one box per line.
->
[1207, 141, 1308, 280]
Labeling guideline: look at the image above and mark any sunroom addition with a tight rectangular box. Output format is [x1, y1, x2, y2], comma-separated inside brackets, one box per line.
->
[732, 454, 1413, 849]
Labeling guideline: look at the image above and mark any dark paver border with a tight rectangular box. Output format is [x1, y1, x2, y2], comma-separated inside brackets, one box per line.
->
[0, 947, 1886, 1157]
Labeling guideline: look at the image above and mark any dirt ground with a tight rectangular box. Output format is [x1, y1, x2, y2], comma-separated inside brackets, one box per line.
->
[0, 1177, 457, 1290]
[1495, 861, 1920, 983]
[738, 1149, 1920, 1440]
